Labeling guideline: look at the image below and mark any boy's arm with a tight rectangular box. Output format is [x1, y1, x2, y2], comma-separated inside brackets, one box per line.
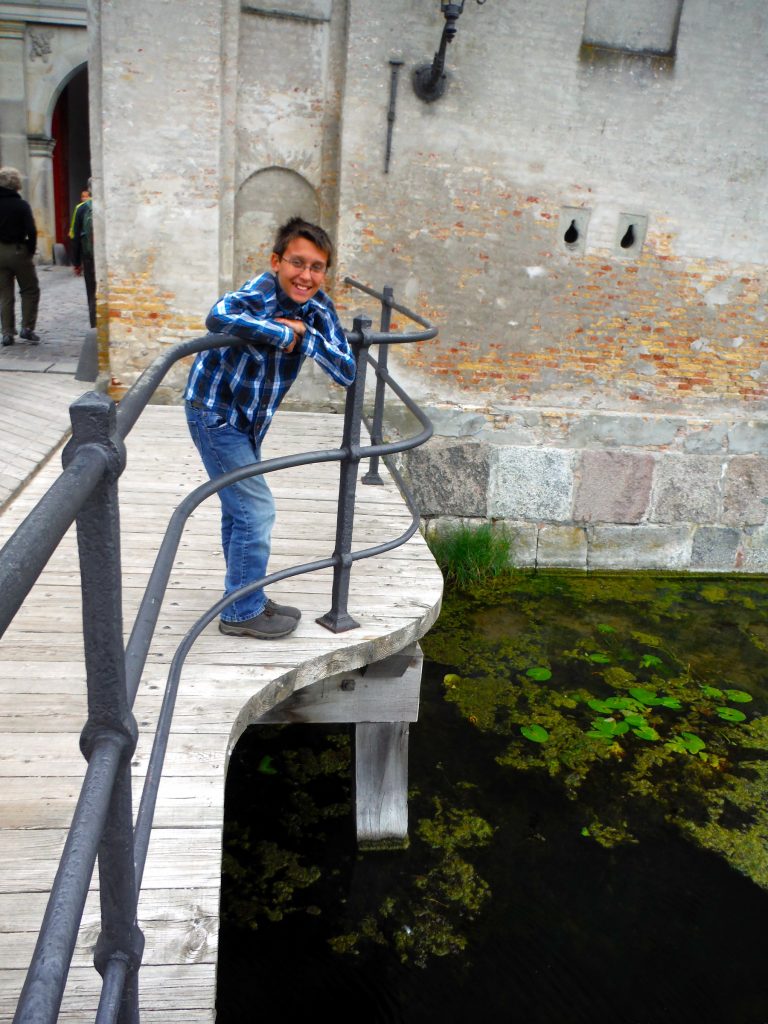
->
[298, 300, 356, 387]
[205, 277, 294, 350]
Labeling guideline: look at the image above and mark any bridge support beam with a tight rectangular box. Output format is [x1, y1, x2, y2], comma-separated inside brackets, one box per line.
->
[354, 721, 410, 849]
[257, 642, 423, 848]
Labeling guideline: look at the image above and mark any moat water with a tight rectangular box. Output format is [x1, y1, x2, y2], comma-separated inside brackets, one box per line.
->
[216, 574, 768, 1024]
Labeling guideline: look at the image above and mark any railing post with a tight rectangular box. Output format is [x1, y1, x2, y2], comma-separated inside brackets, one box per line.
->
[316, 315, 372, 633]
[362, 284, 393, 487]
[64, 393, 144, 1023]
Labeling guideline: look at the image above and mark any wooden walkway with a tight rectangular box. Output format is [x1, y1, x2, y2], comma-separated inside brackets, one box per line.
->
[0, 373, 90, 509]
[0, 404, 443, 1021]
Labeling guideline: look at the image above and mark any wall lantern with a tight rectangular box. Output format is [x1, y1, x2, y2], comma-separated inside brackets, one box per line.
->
[412, 0, 487, 103]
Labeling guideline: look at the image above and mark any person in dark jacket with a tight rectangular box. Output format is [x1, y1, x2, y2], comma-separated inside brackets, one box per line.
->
[0, 166, 40, 346]
[71, 185, 95, 329]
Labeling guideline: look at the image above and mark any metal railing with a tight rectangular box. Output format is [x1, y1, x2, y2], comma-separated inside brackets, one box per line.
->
[0, 279, 436, 1023]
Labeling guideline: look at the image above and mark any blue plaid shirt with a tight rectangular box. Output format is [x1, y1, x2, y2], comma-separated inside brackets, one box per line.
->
[185, 272, 355, 444]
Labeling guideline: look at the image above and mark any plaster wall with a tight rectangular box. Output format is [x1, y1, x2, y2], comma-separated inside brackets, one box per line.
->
[93, 0, 226, 383]
[334, 0, 768, 414]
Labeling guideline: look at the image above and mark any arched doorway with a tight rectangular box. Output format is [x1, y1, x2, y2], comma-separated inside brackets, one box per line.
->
[51, 65, 90, 258]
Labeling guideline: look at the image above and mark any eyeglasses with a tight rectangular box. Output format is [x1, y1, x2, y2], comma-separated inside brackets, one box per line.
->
[279, 255, 327, 276]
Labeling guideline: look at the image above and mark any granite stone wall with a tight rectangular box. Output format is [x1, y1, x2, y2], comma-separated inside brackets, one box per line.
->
[402, 405, 768, 572]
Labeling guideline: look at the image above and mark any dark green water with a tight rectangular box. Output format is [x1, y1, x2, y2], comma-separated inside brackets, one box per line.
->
[216, 574, 768, 1024]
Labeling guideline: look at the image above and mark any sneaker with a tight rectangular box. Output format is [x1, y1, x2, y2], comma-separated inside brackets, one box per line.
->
[265, 597, 302, 620]
[219, 605, 299, 640]
[1, 335, 13, 347]
[19, 328, 40, 344]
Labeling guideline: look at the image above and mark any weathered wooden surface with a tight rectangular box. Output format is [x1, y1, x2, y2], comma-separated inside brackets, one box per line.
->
[0, 405, 443, 1020]
[0, 373, 88, 509]
[355, 722, 411, 849]
[257, 642, 422, 724]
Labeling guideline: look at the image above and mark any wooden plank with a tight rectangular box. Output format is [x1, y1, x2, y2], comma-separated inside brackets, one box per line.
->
[0, 776, 224, 828]
[0, 829, 222, 892]
[0, 404, 443, 1021]
[0, 887, 220, 964]
[1, 965, 218, 1019]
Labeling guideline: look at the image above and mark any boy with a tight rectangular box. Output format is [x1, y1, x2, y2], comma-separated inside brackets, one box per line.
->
[185, 217, 355, 639]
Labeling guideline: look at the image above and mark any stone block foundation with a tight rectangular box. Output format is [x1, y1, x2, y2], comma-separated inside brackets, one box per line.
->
[399, 406, 768, 573]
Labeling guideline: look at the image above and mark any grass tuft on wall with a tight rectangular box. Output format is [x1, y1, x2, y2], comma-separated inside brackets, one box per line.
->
[425, 522, 514, 588]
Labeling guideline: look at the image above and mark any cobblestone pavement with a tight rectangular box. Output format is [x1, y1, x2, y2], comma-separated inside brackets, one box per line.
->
[0, 264, 91, 375]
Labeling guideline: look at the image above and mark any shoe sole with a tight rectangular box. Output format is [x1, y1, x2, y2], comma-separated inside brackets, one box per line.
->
[218, 621, 297, 640]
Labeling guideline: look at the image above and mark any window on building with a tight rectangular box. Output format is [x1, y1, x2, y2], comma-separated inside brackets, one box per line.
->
[582, 0, 684, 57]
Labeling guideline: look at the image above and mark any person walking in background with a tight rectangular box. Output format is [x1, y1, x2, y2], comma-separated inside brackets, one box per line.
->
[68, 187, 90, 249]
[0, 166, 40, 347]
[71, 185, 95, 329]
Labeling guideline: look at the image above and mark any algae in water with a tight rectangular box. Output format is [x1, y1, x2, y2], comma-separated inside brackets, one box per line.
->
[422, 572, 768, 885]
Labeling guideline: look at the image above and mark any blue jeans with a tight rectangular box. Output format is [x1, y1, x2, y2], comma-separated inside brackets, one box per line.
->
[185, 404, 275, 622]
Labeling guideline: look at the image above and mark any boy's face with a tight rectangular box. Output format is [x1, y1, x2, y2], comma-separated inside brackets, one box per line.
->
[271, 236, 329, 305]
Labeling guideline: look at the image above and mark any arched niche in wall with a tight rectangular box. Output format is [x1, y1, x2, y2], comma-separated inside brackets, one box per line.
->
[234, 167, 319, 286]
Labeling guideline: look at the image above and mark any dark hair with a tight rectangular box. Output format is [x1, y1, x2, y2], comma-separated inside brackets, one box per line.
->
[273, 217, 333, 268]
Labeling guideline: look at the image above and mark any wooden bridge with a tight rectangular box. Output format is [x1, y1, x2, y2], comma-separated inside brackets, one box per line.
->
[0, 383, 443, 1021]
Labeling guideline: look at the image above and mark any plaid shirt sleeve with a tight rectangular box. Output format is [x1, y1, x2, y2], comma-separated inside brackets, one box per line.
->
[300, 294, 356, 387]
[205, 274, 294, 350]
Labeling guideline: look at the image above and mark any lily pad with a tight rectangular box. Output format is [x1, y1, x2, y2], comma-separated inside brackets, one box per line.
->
[632, 725, 660, 741]
[588, 652, 611, 664]
[526, 667, 552, 681]
[443, 673, 461, 687]
[701, 685, 723, 699]
[657, 696, 683, 710]
[667, 732, 706, 755]
[724, 689, 752, 703]
[629, 687, 663, 706]
[586, 730, 615, 743]
[681, 732, 706, 753]
[623, 714, 646, 728]
[520, 724, 549, 743]
[589, 718, 628, 737]
[587, 699, 615, 714]
[604, 696, 635, 710]
[716, 707, 747, 723]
